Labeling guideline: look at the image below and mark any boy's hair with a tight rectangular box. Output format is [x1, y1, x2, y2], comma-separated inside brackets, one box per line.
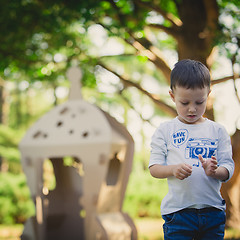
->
[170, 59, 211, 90]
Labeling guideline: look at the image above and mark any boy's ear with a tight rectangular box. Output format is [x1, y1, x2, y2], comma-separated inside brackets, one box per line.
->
[208, 89, 211, 96]
[169, 89, 175, 102]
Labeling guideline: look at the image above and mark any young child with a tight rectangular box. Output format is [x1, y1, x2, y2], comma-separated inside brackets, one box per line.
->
[149, 59, 234, 240]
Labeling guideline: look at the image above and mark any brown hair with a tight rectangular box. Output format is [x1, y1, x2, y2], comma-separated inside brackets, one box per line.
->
[170, 59, 210, 90]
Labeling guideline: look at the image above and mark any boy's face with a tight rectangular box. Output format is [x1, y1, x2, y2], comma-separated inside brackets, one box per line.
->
[169, 86, 210, 124]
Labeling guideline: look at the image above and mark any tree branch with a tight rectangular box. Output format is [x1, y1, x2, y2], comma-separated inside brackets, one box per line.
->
[147, 23, 181, 39]
[97, 17, 172, 83]
[134, 0, 182, 27]
[211, 74, 240, 86]
[104, 0, 127, 26]
[97, 61, 177, 117]
[125, 35, 172, 82]
[117, 90, 157, 127]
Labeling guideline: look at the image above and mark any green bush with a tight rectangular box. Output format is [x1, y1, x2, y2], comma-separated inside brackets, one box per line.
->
[123, 163, 168, 219]
[0, 173, 34, 224]
[0, 124, 24, 174]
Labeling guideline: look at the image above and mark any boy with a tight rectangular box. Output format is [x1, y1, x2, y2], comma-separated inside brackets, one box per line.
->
[149, 59, 234, 240]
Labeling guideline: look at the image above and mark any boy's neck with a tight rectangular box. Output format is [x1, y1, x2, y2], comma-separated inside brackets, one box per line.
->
[177, 116, 206, 124]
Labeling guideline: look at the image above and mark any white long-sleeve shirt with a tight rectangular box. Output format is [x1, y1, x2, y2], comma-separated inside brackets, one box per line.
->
[149, 117, 234, 215]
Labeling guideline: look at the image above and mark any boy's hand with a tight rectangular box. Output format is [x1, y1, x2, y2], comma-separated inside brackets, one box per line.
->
[199, 154, 218, 177]
[173, 163, 192, 180]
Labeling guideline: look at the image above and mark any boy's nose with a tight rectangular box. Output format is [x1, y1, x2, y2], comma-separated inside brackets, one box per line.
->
[188, 105, 196, 112]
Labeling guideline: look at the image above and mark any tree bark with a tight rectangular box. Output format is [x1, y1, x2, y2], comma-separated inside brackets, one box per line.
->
[221, 129, 240, 228]
[0, 84, 3, 172]
[174, 0, 219, 65]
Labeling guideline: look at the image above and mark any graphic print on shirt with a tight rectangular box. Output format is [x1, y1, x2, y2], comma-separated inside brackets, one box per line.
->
[171, 129, 189, 148]
[185, 138, 218, 167]
[171, 129, 218, 167]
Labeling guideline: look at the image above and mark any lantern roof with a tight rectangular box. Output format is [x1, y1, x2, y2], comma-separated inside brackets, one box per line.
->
[19, 66, 128, 150]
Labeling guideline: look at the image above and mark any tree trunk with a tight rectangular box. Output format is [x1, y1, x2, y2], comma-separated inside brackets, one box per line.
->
[0, 79, 4, 124]
[221, 129, 240, 228]
[15, 81, 22, 127]
[175, 0, 218, 65]
[0, 85, 2, 172]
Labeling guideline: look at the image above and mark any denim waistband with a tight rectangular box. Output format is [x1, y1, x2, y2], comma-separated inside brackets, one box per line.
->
[183, 207, 222, 213]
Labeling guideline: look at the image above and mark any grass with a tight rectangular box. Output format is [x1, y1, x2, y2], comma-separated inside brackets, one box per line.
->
[135, 218, 164, 240]
[1, 222, 240, 240]
[0, 225, 22, 240]
[225, 228, 240, 240]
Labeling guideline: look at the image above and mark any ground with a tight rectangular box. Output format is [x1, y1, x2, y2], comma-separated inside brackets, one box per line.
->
[136, 218, 164, 240]
[0, 219, 240, 240]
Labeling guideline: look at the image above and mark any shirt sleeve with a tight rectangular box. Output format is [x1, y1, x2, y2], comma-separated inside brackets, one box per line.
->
[149, 124, 167, 168]
[217, 125, 235, 182]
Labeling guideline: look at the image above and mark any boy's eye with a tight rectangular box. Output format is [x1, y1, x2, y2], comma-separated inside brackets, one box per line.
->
[196, 101, 204, 105]
[181, 102, 188, 105]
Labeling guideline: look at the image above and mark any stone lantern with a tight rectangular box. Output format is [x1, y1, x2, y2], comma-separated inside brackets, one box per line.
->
[19, 67, 137, 240]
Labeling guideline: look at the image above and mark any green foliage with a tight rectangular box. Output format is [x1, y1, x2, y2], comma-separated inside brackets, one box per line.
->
[0, 125, 24, 173]
[123, 160, 168, 218]
[0, 173, 34, 224]
[217, 0, 240, 66]
[0, 125, 22, 147]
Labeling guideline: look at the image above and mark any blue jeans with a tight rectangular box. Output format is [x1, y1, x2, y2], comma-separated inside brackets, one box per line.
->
[162, 208, 226, 240]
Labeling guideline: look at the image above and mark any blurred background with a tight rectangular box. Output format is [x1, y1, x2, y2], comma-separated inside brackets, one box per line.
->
[0, 0, 239, 239]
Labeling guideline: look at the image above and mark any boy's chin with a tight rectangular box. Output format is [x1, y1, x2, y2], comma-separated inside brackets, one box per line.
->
[179, 116, 203, 124]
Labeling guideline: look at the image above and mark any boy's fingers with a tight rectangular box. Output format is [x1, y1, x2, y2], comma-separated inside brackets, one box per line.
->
[211, 158, 218, 164]
[198, 154, 204, 163]
[183, 163, 192, 169]
[182, 164, 192, 175]
[211, 156, 218, 165]
[199, 155, 208, 169]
